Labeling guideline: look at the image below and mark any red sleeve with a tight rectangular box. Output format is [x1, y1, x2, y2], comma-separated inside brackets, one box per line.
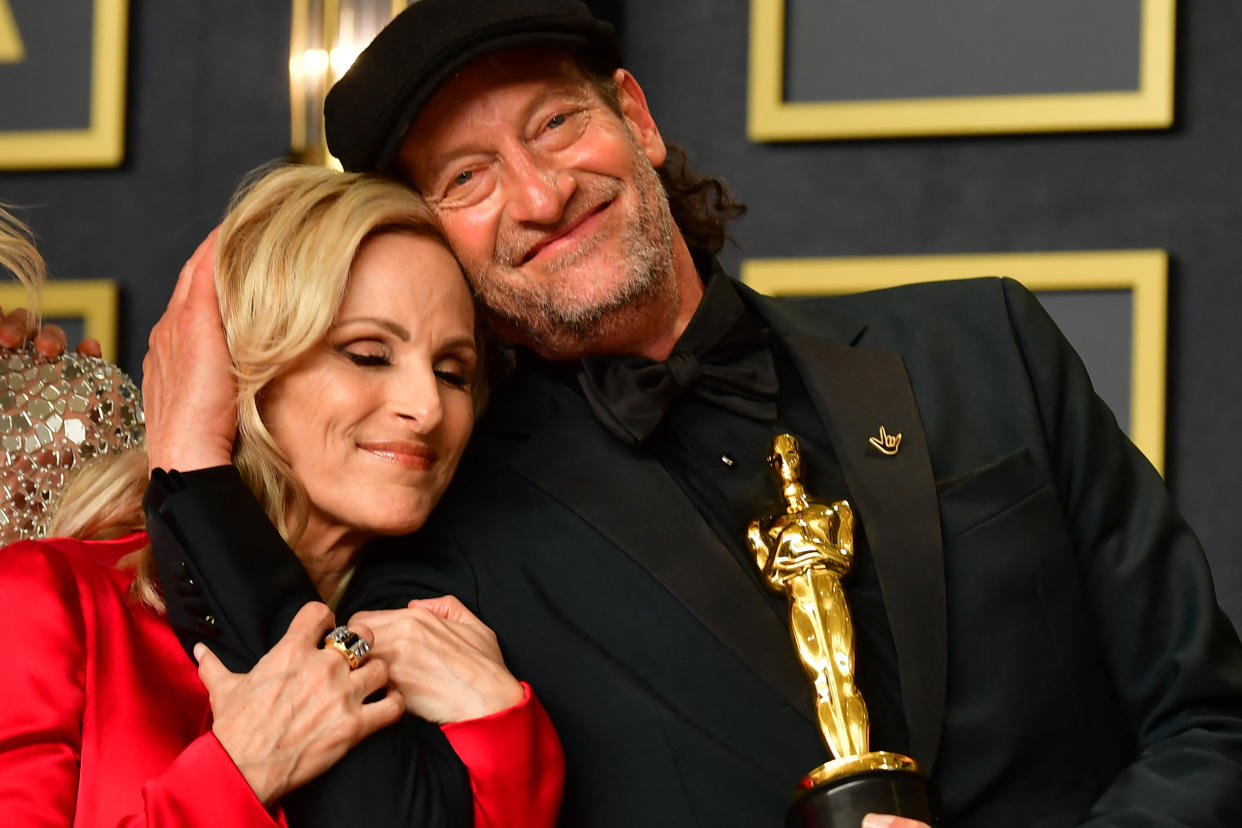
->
[0, 541, 285, 828]
[0, 542, 89, 827]
[440, 682, 565, 828]
[137, 732, 288, 827]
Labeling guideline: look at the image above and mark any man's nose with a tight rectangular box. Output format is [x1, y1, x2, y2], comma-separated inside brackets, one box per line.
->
[504, 151, 575, 225]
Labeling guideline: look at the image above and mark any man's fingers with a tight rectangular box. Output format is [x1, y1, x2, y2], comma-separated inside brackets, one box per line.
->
[350, 658, 390, 699]
[349, 621, 375, 649]
[32, 323, 67, 358]
[286, 601, 336, 645]
[170, 227, 220, 308]
[359, 688, 405, 735]
[186, 227, 221, 309]
[194, 643, 234, 690]
[74, 338, 102, 358]
[349, 608, 416, 635]
[347, 609, 379, 629]
[141, 223, 239, 473]
[409, 595, 479, 625]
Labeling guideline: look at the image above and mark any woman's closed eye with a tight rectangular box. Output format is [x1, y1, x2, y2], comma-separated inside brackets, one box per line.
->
[338, 343, 391, 367]
[433, 350, 476, 389]
[435, 368, 469, 388]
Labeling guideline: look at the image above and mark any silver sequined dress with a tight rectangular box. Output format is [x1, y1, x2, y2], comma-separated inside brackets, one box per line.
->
[0, 345, 145, 544]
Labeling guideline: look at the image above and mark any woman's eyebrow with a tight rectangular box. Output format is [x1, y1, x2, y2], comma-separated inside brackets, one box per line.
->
[439, 334, 478, 353]
[332, 317, 410, 341]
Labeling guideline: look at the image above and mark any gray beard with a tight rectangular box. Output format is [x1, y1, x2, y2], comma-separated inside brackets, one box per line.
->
[470, 150, 676, 357]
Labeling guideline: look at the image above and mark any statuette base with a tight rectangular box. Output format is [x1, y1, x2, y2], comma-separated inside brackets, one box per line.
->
[786, 751, 936, 828]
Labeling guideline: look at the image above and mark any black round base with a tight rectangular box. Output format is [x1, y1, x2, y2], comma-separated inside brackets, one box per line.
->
[785, 768, 937, 828]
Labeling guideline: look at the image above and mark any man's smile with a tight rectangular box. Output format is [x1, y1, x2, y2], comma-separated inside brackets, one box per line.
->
[519, 199, 614, 265]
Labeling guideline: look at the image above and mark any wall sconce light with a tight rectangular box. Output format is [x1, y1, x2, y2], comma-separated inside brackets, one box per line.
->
[289, 0, 407, 167]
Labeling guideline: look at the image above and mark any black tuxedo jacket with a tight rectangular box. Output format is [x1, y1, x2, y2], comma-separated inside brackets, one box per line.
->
[147, 277, 1242, 827]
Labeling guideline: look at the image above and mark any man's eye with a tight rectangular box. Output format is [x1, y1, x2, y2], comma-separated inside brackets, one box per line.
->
[546, 113, 567, 129]
[435, 165, 493, 209]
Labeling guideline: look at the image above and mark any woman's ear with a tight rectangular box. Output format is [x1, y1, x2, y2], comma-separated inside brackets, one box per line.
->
[612, 68, 667, 168]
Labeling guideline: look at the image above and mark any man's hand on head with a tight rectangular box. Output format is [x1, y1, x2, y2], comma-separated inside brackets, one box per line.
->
[142, 228, 238, 473]
[0, 306, 101, 357]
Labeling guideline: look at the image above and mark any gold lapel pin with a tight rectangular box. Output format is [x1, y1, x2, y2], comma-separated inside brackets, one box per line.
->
[868, 426, 901, 456]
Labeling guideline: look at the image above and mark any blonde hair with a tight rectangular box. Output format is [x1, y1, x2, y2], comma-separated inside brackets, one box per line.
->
[48, 451, 158, 606]
[2, 206, 145, 546]
[0, 204, 46, 318]
[218, 164, 446, 547]
[50, 165, 452, 609]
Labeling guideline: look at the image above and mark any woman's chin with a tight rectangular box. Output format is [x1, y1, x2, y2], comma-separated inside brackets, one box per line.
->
[370, 519, 427, 538]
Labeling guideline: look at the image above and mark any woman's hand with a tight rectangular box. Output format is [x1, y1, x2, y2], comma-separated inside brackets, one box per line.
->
[351, 596, 525, 724]
[195, 601, 404, 806]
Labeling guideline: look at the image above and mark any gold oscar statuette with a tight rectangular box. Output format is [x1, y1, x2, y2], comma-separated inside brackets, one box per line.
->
[747, 434, 937, 827]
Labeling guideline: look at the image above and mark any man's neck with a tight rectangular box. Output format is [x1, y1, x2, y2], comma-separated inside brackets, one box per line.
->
[626, 236, 704, 361]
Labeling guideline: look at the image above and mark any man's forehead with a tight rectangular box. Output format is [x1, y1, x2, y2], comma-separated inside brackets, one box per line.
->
[397, 48, 599, 180]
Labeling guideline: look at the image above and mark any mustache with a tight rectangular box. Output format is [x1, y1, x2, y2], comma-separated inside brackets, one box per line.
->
[494, 177, 624, 268]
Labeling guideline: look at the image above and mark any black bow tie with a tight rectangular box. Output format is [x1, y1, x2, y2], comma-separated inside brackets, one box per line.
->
[577, 310, 779, 445]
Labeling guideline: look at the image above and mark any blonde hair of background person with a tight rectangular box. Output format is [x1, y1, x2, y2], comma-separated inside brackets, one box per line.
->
[50, 165, 466, 608]
[0, 206, 149, 548]
[0, 205, 45, 312]
[0, 206, 147, 543]
[1, 206, 145, 544]
[0, 205, 102, 357]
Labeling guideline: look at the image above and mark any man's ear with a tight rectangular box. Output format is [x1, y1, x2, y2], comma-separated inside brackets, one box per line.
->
[613, 68, 667, 168]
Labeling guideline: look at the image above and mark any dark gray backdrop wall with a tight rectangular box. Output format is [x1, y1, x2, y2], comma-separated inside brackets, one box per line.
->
[0, 0, 293, 364]
[613, 0, 1242, 627]
[2, 1, 1240, 627]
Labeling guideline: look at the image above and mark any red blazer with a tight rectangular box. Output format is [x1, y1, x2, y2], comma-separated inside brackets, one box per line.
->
[0, 532, 562, 827]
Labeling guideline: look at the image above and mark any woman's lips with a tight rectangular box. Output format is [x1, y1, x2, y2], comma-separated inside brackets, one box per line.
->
[522, 200, 612, 264]
[358, 441, 437, 470]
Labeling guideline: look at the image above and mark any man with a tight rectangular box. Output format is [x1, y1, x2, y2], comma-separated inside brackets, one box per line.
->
[140, 1, 1242, 826]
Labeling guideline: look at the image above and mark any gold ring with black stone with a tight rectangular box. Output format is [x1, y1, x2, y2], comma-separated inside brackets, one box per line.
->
[324, 625, 371, 669]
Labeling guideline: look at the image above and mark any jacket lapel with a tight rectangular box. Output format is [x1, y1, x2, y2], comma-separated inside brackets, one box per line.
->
[483, 278, 949, 771]
[485, 369, 816, 724]
[746, 286, 947, 771]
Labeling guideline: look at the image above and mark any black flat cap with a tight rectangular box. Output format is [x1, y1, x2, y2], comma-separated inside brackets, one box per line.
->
[325, 0, 620, 173]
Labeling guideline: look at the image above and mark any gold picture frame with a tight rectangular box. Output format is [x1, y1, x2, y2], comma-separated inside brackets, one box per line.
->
[748, 0, 1176, 141]
[0, 279, 121, 361]
[0, 0, 129, 169]
[741, 250, 1168, 473]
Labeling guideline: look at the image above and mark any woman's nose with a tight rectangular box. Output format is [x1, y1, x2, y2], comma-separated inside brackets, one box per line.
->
[392, 367, 443, 431]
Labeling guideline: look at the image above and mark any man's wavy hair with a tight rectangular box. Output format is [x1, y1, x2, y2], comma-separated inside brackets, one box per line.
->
[585, 69, 746, 254]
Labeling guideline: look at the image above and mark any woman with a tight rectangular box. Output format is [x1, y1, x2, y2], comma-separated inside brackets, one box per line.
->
[0, 168, 562, 826]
